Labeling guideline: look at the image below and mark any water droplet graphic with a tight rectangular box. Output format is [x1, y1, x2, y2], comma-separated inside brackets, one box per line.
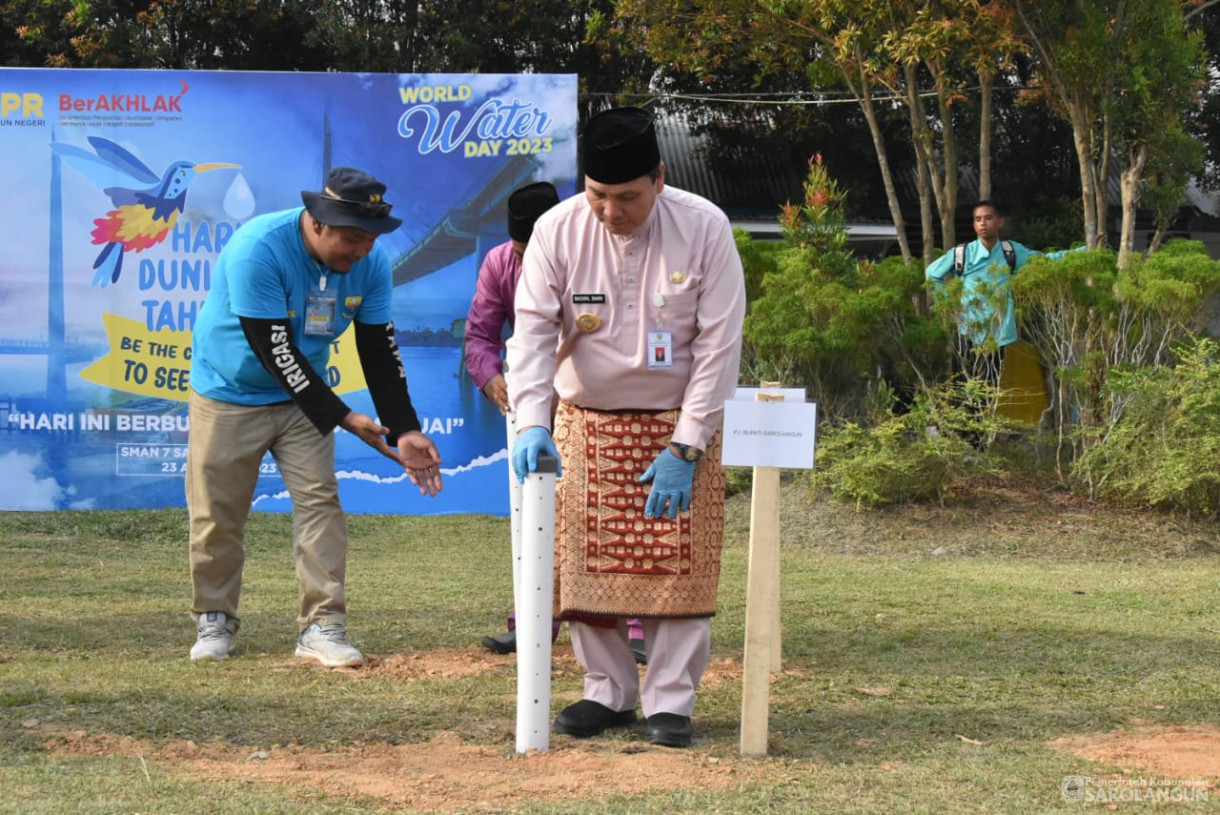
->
[224, 173, 255, 220]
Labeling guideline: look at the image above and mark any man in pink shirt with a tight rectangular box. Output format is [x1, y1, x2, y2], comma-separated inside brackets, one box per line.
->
[466, 182, 648, 662]
[506, 107, 746, 747]
[465, 182, 560, 415]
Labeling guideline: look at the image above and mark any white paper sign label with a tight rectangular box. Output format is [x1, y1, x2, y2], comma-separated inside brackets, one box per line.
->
[721, 401, 817, 469]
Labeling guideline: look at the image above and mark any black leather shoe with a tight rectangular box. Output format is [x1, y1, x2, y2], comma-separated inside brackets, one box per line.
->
[553, 700, 637, 738]
[628, 638, 647, 665]
[645, 712, 693, 747]
[481, 629, 516, 654]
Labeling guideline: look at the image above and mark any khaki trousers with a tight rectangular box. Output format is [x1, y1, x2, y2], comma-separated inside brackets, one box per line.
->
[187, 391, 348, 630]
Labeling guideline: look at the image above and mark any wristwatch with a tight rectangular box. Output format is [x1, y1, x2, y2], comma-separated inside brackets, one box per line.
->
[669, 442, 703, 462]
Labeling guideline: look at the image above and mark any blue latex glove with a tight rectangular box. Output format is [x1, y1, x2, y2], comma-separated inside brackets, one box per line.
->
[511, 426, 562, 483]
[638, 446, 697, 519]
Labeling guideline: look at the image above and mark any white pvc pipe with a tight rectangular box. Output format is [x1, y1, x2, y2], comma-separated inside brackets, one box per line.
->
[507, 411, 523, 625]
[515, 453, 558, 753]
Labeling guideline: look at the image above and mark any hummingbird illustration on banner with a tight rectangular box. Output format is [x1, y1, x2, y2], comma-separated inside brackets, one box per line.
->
[51, 136, 240, 287]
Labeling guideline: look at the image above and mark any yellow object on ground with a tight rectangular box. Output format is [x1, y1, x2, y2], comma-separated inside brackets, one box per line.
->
[999, 341, 1048, 424]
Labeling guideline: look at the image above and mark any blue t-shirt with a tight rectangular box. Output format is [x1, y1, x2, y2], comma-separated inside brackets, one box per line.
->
[191, 207, 394, 405]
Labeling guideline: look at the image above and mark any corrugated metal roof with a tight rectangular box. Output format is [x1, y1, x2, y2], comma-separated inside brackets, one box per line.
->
[652, 109, 809, 217]
[648, 107, 899, 247]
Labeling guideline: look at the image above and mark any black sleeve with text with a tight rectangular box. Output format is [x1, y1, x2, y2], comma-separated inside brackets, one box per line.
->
[239, 316, 351, 436]
[354, 320, 422, 447]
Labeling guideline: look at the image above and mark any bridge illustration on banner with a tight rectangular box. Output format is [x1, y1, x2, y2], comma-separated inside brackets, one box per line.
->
[390, 155, 543, 287]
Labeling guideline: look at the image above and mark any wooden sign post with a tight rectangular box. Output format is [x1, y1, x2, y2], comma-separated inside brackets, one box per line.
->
[740, 390, 784, 756]
[723, 384, 817, 757]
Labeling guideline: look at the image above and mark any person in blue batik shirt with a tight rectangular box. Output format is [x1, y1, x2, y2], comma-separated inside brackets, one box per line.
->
[925, 199, 1083, 384]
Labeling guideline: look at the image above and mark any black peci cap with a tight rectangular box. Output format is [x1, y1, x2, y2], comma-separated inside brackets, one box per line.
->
[583, 107, 661, 184]
[506, 181, 560, 243]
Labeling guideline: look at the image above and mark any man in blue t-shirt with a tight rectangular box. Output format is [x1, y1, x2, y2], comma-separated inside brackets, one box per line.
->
[187, 167, 443, 667]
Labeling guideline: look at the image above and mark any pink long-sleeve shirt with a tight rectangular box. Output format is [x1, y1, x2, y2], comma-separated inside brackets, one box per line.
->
[506, 185, 745, 450]
[464, 241, 521, 390]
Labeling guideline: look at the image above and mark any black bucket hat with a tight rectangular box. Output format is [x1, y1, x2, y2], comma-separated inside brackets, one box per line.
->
[507, 181, 560, 243]
[301, 167, 403, 234]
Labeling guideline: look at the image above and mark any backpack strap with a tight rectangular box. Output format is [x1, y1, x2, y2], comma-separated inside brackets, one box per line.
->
[948, 240, 1013, 279]
[1001, 239, 1016, 271]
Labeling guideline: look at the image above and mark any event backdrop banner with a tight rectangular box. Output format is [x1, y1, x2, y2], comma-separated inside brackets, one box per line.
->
[0, 68, 578, 514]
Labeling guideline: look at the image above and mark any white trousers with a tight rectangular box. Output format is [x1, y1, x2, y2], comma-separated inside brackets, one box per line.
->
[569, 617, 711, 717]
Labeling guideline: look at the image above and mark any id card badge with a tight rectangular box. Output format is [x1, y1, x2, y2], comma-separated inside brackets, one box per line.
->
[304, 291, 337, 336]
[648, 329, 673, 370]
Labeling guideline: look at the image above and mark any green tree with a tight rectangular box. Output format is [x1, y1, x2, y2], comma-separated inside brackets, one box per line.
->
[960, 1, 1026, 202]
[2, 0, 654, 89]
[880, 0, 1022, 255]
[615, 0, 1030, 265]
[1010, 0, 1207, 266]
[1, 0, 79, 66]
[743, 156, 943, 419]
[1142, 129, 1206, 254]
[3, 0, 336, 69]
[615, 0, 917, 262]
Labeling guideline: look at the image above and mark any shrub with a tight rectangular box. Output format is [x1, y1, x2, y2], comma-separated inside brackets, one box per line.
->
[1013, 240, 1220, 474]
[1071, 338, 1220, 515]
[811, 380, 1002, 508]
[741, 157, 946, 420]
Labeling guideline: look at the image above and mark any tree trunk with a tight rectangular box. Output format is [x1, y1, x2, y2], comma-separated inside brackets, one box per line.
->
[935, 72, 958, 250]
[1096, 112, 1112, 249]
[1146, 223, 1167, 256]
[978, 70, 993, 201]
[1117, 144, 1149, 270]
[915, 141, 935, 266]
[1068, 104, 1100, 250]
[857, 76, 912, 263]
[902, 64, 936, 265]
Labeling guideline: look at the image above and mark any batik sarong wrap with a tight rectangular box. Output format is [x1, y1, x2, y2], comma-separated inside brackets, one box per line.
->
[552, 400, 726, 620]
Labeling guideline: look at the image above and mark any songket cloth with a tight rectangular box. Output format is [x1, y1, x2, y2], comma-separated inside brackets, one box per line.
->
[552, 399, 726, 621]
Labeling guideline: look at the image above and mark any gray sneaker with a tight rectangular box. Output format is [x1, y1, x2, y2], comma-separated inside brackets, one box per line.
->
[295, 622, 364, 667]
[190, 611, 237, 661]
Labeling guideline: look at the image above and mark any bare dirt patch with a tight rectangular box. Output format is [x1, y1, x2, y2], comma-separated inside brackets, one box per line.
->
[1051, 725, 1220, 785]
[362, 647, 527, 681]
[43, 727, 766, 813]
[38, 647, 761, 812]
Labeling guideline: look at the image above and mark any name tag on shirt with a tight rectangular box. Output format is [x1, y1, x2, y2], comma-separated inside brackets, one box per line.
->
[304, 291, 337, 336]
[648, 330, 673, 369]
[573, 293, 607, 304]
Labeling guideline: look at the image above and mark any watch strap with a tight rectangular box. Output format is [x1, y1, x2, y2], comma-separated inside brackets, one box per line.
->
[669, 442, 703, 462]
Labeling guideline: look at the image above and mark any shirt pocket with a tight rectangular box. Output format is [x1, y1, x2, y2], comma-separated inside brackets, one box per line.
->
[659, 290, 699, 348]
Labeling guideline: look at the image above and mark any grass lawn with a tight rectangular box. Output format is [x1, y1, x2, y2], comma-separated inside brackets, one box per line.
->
[1, 478, 1218, 813]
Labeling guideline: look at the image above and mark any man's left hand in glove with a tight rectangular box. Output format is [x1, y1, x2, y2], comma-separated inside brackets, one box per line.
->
[638, 446, 697, 519]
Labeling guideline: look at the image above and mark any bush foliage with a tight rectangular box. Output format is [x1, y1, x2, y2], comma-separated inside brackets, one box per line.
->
[1072, 338, 1220, 514]
[740, 158, 1220, 514]
[742, 155, 948, 421]
[811, 381, 1002, 508]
